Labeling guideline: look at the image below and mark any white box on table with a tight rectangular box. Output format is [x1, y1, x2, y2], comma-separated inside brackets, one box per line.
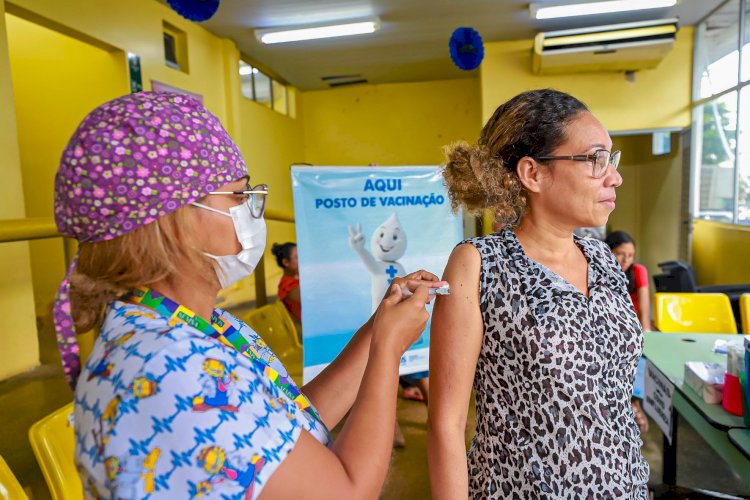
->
[684, 361, 725, 404]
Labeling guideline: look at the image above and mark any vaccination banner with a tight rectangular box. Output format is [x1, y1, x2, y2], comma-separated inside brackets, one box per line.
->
[291, 166, 463, 382]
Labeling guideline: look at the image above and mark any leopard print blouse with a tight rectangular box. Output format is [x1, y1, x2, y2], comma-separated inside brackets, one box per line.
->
[464, 229, 649, 499]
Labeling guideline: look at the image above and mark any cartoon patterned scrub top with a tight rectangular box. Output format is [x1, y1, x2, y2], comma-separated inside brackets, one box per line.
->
[74, 288, 330, 499]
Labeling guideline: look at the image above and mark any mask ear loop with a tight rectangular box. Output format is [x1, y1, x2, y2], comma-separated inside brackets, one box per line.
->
[191, 202, 232, 218]
[53, 255, 81, 390]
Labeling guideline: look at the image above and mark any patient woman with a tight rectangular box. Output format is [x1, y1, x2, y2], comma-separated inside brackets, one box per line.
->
[53, 92, 438, 499]
[427, 89, 649, 498]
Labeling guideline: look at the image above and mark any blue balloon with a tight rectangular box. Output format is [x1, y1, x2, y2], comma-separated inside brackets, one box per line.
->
[167, 0, 221, 22]
[449, 27, 484, 71]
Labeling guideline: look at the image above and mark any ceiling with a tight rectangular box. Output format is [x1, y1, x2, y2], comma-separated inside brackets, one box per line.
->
[197, 0, 727, 90]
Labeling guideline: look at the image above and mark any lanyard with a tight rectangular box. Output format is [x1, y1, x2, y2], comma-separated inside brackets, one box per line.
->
[123, 287, 321, 421]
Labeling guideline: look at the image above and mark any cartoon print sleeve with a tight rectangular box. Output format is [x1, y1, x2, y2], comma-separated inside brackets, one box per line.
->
[106, 336, 304, 500]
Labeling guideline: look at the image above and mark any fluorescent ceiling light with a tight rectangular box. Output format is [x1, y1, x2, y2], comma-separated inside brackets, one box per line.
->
[531, 0, 677, 20]
[256, 18, 380, 44]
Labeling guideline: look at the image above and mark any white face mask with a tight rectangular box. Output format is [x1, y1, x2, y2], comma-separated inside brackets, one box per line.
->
[192, 201, 267, 289]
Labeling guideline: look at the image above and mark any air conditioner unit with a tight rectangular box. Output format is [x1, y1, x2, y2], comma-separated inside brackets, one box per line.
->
[532, 18, 679, 75]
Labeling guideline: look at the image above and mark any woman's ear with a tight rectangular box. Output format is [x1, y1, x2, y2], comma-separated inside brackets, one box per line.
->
[515, 156, 546, 194]
[281, 257, 290, 268]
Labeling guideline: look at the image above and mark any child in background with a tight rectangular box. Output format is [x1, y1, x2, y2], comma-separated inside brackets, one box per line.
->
[604, 231, 653, 331]
[605, 230, 651, 434]
[271, 242, 301, 324]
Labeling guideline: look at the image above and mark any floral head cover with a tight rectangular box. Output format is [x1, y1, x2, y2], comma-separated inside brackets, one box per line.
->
[53, 91, 248, 389]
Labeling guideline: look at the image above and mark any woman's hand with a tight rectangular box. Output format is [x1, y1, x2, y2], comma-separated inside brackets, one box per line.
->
[265, 280, 432, 500]
[368, 269, 439, 356]
[389, 269, 440, 301]
[263, 274, 437, 499]
[371, 283, 430, 357]
[300, 269, 438, 430]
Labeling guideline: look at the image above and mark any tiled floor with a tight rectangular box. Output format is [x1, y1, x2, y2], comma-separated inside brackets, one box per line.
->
[2, 320, 750, 498]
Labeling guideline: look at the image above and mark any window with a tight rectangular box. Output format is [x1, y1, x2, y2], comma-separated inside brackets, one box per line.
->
[691, 0, 750, 226]
[738, 86, 750, 223]
[694, 92, 737, 222]
[163, 32, 178, 68]
[253, 70, 272, 108]
[238, 59, 291, 115]
[239, 60, 255, 99]
[695, 0, 739, 99]
[163, 21, 188, 73]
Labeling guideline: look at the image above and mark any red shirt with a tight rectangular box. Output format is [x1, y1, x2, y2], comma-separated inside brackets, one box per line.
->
[628, 263, 649, 315]
[278, 274, 301, 321]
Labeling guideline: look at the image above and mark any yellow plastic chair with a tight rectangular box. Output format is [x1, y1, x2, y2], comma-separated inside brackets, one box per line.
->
[240, 302, 303, 383]
[272, 300, 302, 349]
[0, 455, 28, 500]
[741, 293, 750, 334]
[654, 292, 738, 334]
[28, 403, 83, 500]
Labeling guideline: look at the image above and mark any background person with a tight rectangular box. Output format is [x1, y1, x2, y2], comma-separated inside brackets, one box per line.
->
[604, 230, 653, 434]
[604, 230, 654, 332]
[271, 242, 301, 324]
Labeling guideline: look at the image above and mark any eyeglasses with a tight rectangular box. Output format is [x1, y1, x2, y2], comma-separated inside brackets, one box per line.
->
[534, 149, 621, 179]
[207, 183, 268, 218]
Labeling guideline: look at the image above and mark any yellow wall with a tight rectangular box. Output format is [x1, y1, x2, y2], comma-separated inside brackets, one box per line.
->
[0, 0, 302, 374]
[5, 0, 233, 123]
[608, 137, 640, 237]
[218, 82, 304, 308]
[480, 28, 693, 132]
[0, 1, 38, 378]
[692, 220, 750, 285]
[302, 78, 482, 166]
[2, 0, 240, 365]
[226, 77, 482, 307]
[6, 13, 129, 318]
[239, 90, 303, 291]
[0, 0, 735, 378]
[608, 133, 685, 285]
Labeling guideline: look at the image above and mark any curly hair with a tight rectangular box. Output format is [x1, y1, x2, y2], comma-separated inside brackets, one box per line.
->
[442, 89, 589, 226]
[70, 207, 214, 333]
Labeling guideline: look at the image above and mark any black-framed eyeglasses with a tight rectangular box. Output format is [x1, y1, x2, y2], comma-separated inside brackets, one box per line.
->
[534, 149, 621, 179]
[208, 183, 268, 218]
